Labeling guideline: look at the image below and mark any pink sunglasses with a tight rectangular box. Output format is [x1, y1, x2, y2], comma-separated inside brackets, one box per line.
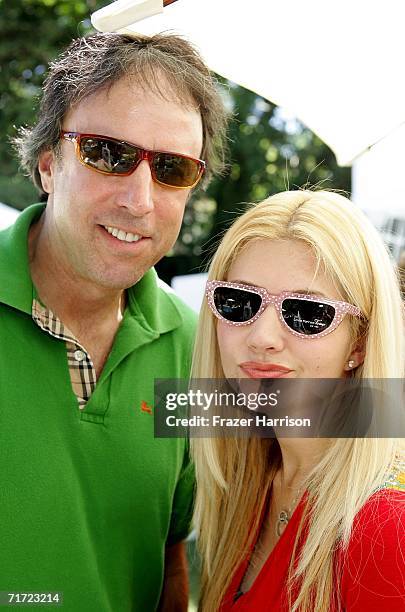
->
[206, 280, 362, 339]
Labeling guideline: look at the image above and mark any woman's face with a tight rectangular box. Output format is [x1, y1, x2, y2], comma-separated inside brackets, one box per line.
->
[216, 239, 360, 379]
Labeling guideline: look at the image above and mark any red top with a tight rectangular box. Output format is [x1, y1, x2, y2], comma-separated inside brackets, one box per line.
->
[220, 489, 405, 611]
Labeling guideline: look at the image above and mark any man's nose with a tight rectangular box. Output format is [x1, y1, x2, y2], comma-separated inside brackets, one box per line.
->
[116, 160, 154, 215]
[246, 303, 286, 353]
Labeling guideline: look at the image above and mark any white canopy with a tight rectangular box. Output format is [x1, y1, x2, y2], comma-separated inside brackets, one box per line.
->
[92, 0, 405, 167]
[0, 202, 19, 230]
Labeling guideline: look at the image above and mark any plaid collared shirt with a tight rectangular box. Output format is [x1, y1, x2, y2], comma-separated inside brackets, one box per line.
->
[32, 299, 96, 409]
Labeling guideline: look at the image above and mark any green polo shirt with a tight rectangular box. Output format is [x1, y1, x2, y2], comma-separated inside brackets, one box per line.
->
[0, 204, 196, 611]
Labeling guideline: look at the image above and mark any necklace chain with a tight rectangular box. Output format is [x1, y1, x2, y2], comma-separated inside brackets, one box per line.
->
[275, 479, 305, 538]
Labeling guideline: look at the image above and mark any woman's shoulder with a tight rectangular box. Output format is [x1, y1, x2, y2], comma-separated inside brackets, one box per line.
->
[350, 458, 405, 542]
[338, 464, 405, 610]
[351, 487, 404, 536]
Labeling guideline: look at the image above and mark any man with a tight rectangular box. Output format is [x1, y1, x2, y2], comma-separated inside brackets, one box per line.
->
[0, 32, 227, 611]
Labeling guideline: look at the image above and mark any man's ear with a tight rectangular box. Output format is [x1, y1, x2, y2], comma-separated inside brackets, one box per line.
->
[38, 150, 55, 194]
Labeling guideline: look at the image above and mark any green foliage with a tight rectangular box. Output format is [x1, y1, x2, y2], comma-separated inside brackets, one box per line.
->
[1, 1, 350, 280]
[0, 0, 108, 208]
[173, 81, 351, 276]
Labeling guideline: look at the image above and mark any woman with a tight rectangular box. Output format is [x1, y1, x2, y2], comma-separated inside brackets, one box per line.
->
[191, 190, 404, 611]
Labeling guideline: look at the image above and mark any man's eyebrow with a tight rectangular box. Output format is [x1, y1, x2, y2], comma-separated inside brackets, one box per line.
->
[229, 279, 328, 298]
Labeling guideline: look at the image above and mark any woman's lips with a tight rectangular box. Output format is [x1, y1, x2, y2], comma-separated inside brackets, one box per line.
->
[239, 361, 293, 379]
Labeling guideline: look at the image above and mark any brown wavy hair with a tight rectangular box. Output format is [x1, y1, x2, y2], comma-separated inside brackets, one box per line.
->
[14, 32, 229, 197]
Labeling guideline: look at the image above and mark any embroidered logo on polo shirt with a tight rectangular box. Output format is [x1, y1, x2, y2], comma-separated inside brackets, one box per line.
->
[140, 400, 153, 415]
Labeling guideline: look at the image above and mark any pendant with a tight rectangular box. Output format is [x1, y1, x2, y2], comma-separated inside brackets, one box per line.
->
[276, 509, 290, 537]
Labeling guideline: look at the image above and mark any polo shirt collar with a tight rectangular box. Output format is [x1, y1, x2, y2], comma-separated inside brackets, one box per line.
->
[0, 203, 44, 315]
[0, 203, 183, 335]
[126, 267, 183, 335]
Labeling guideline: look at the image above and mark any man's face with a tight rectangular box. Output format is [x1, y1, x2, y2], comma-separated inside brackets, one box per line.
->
[38, 77, 203, 290]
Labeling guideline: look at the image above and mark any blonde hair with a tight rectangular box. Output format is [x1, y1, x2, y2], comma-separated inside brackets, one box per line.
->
[191, 190, 404, 611]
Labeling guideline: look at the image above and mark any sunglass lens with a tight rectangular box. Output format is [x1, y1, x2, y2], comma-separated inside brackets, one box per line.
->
[153, 153, 200, 187]
[213, 287, 262, 323]
[80, 137, 140, 174]
[282, 298, 335, 335]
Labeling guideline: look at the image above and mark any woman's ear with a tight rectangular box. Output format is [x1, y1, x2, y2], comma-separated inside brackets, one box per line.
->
[38, 150, 55, 194]
[344, 340, 366, 371]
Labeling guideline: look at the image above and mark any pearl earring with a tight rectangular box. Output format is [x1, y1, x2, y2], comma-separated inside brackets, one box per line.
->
[347, 360, 355, 369]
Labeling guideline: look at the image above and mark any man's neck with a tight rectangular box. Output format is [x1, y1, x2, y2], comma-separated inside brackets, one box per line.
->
[28, 215, 125, 332]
